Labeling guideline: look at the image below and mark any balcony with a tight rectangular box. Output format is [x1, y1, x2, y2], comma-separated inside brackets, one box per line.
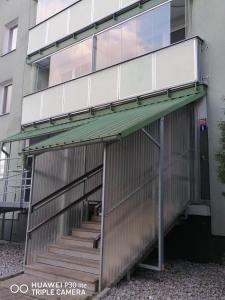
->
[28, 0, 138, 55]
[22, 37, 201, 125]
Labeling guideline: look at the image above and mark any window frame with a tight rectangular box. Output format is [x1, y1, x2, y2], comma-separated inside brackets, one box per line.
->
[0, 81, 13, 116]
[2, 19, 18, 55]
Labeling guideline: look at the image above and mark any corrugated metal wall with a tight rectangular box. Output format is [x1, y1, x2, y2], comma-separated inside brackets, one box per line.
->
[27, 144, 103, 264]
[101, 105, 195, 288]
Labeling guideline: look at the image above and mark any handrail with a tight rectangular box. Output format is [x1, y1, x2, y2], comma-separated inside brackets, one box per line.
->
[28, 184, 102, 235]
[31, 164, 103, 212]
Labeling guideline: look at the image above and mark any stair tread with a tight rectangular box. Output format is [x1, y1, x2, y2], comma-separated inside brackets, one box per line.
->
[38, 253, 99, 267]
[25, 263, 98, 283]
[50, 243, 100, 254]
[61, 235, 95, 242]
[73, 227, 100, 233]
[82, 221, 100, 224]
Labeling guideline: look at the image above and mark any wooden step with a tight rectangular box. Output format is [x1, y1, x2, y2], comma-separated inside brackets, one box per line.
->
[82, 221, 101, 230]
[92, 215, 101, 222]
[72, 228, 100, 239]
[49, 244, 100, 261]
[25, 263, 98, 292]
[37, 252, 99, 275]
[60, 236, 95, 248]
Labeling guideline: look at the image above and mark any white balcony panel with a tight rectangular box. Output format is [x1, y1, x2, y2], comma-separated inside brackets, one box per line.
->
[22, 38, 200, 125]
[63, 77, 89, 113]
[28, 0, 143, 54]
[155, 39, 198, 90]
[28, 23, 47, 54]
[93, 0, 120, 22]
[120, 55, 153, 99]
[47, 10, 68, 46]
[22, 93, 42, 124]
[41, 85, 64, 120]
[90, 67, 119, 107]
[69, 0, 92, 34]
[121, 0, 137, 8]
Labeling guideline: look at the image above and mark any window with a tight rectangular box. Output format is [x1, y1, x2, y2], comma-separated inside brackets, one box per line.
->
[8, 26, 18, 52]
[36, 0, 79, 23]
[3, 19, 18, 54]
[0, 83, 12, 115]
[0, 150, 6, 179]
[35, 38, 92, 89]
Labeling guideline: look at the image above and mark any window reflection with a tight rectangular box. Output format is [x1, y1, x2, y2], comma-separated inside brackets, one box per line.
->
[96, 4, 170, 70]
[36, 0, 79, 23]
[49, 39, 92, 86]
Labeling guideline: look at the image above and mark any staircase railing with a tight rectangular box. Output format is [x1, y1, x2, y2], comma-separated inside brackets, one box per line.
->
[24, 164, 103, 265]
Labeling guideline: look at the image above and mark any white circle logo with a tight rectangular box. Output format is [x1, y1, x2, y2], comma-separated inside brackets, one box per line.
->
[10, 284, 29, 294]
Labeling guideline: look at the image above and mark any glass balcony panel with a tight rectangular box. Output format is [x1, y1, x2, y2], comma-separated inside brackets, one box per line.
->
[49, 38, 92, 86]
[96, 3, 170, 70]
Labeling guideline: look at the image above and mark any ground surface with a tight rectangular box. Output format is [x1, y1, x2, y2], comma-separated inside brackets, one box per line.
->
[103, 261, 225, 300]
[0, 241, 24, 279]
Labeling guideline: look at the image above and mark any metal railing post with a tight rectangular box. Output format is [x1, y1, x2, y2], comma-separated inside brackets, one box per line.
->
[24, 155, 35, 265]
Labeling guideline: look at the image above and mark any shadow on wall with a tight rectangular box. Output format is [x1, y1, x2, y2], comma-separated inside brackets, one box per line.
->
[164, 216, 225, 264]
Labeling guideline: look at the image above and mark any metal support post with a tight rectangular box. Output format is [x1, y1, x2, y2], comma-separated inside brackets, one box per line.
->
[99, 146, 107, 292]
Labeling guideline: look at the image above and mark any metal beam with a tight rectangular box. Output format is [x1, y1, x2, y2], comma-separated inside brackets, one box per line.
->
[141, 128, 160, 148]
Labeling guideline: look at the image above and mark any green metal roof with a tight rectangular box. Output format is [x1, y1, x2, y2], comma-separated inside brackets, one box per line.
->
[21, 85, 206, 155]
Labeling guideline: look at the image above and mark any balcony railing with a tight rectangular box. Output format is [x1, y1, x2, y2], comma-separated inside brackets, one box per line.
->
[22, 37, 201, 125]
[28, 0, 138, 55]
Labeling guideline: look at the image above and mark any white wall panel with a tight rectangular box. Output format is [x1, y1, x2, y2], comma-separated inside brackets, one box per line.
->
[47, 10, 68, 46]
[155, 39, 197, 90]
[22, 93, 42, 124]
[22, 38, 199, 125]
[41, 85, 63, 119]
[28, 23, 47, 54]
[93, 0, 120, 22]
[90, 67, 118, 106]
[120, 55, 153, 99]
[121, 0, 137, 8]
[69, 0, 92, 33]
[63, 77, 89, 113]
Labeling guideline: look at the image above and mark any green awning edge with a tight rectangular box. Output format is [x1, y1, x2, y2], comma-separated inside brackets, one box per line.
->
[2, 84, 207, 145]
[21, 84, 207, 155]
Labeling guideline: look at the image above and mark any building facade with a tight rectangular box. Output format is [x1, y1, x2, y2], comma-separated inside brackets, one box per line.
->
[0, 0, 224, 294]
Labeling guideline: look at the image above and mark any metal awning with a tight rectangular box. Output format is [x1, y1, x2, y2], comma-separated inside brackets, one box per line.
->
[20, 85, 206, 155]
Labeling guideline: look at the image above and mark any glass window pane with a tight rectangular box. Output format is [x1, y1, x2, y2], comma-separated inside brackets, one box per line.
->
[10, 26, 18, 51]
[96, 2, 170, 70]
[49, 39, 92, 86]
[1, 84, 12, 114]
[96, 25, 122, 70]
[36, 0, 79, 23]
[0, 151, 6, 179]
